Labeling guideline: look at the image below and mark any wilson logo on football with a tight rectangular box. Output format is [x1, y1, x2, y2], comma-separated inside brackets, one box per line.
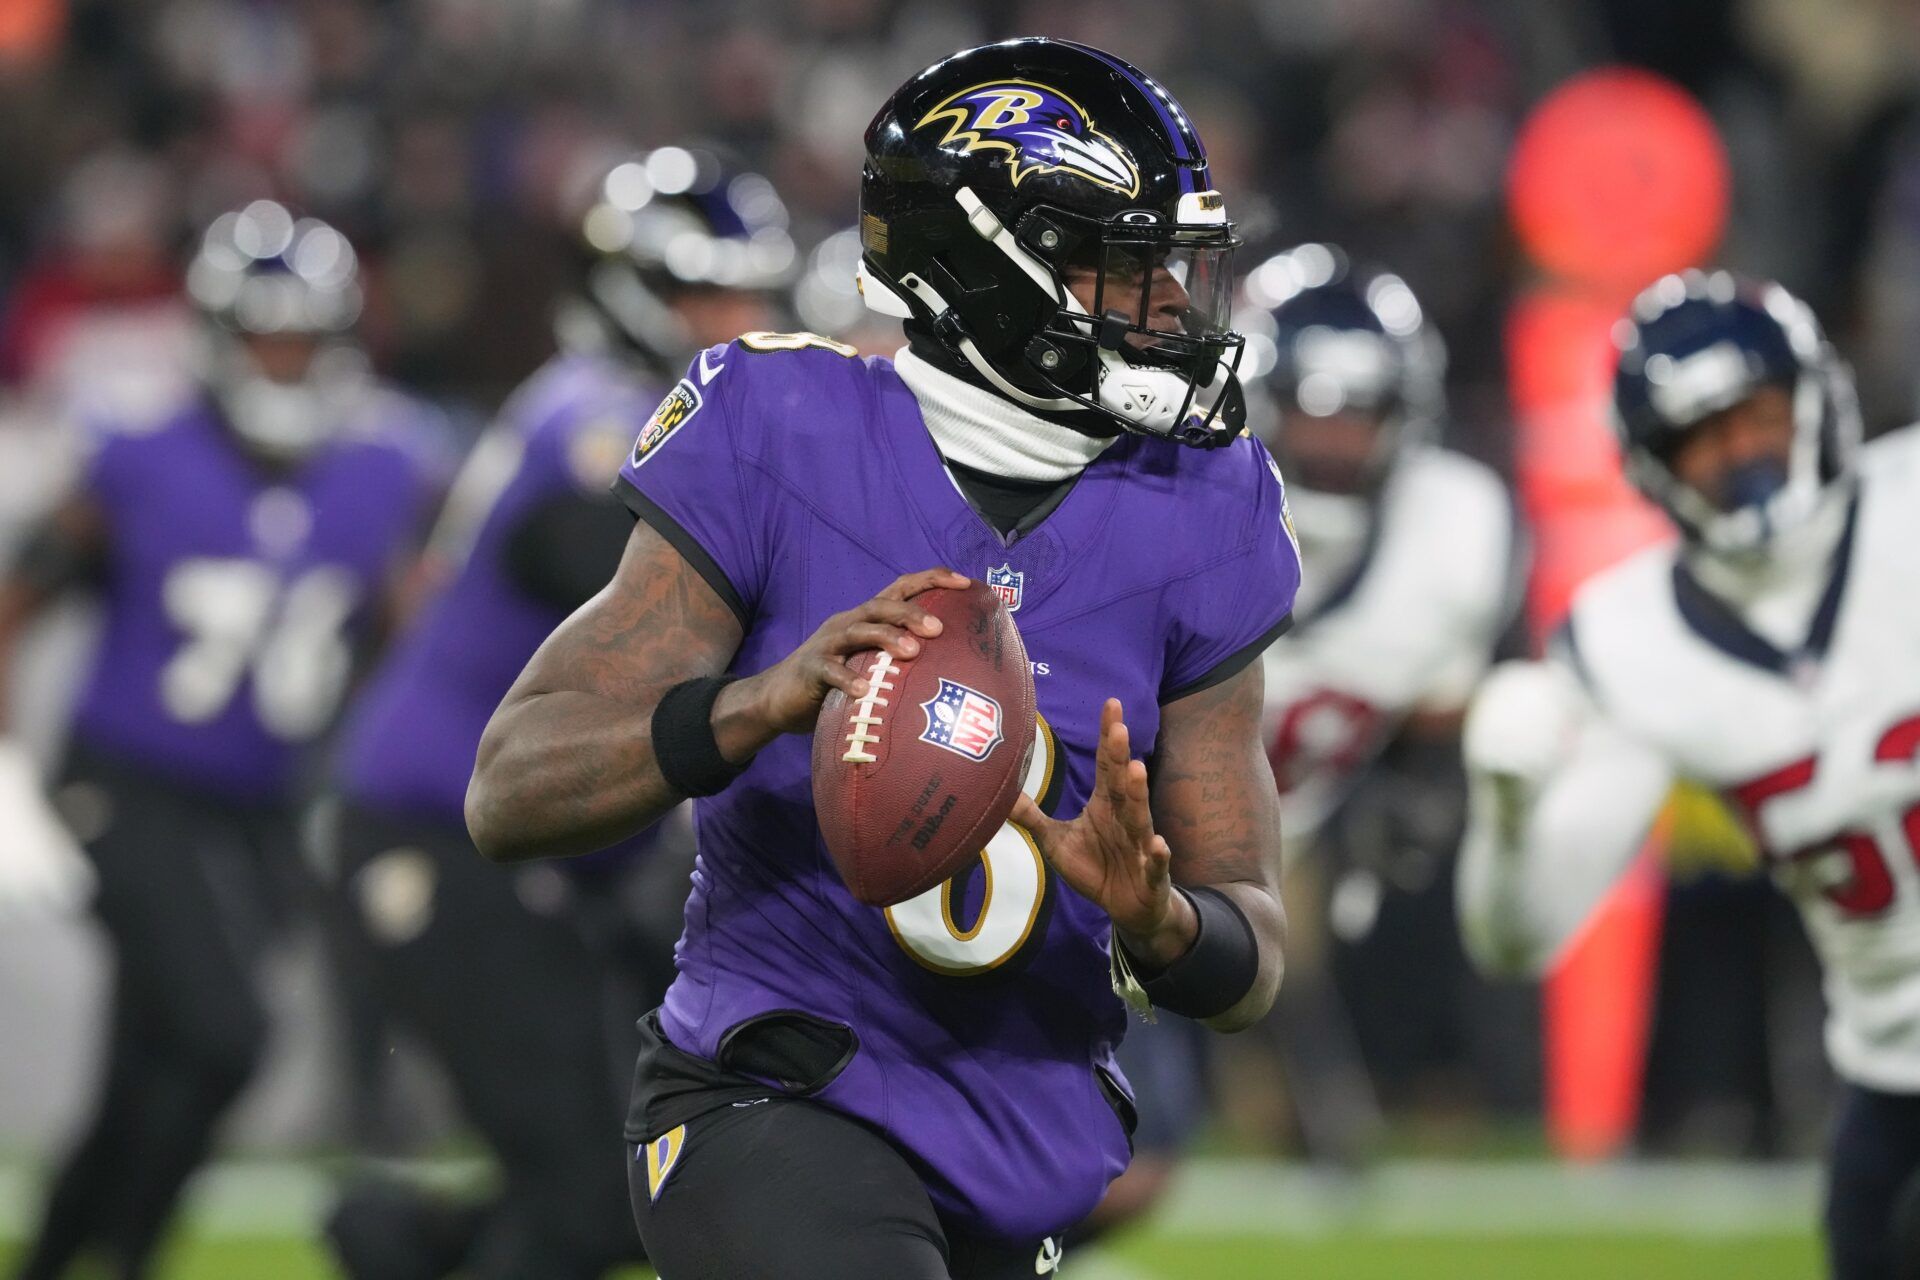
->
[919, 678, 1004, 763]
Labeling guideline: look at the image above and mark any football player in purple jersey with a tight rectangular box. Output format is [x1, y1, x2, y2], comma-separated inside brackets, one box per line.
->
[467, 39, 1298, 1280]
[0, 201, 447, 1280]
[320, 148, 793, 1280]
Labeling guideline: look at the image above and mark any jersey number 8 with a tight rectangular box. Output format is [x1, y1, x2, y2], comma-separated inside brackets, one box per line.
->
[885, 716, 1061, 975]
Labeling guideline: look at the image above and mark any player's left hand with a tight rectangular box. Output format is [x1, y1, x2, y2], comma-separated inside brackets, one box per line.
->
[1012, 698, 1198, 967]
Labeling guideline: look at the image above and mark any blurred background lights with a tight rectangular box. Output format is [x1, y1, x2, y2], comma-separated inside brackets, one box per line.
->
[645, 146, 698, 196]
[603, 161, 653, 212]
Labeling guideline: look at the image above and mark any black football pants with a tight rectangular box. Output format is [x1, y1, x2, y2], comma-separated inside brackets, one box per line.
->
[326, 804, 641, 1280]
[628, 1099, 1067, 1280]
[13, 747, 289, 1280]
[1828, 1083, 1920, 1280]
[626, 1012, 1065, 1280]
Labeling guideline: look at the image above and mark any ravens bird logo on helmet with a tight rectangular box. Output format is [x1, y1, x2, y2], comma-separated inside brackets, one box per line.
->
[915, 81, 1140, 197]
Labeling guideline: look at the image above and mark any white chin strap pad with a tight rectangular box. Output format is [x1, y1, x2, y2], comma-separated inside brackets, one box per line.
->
[1094, 347, 1225, 436]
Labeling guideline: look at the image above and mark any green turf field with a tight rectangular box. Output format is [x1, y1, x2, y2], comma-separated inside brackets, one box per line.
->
[1109, 1232, 1822, 1279]
[0, 1155, 1827, 1278]
[0, 1231, 1824, 1279]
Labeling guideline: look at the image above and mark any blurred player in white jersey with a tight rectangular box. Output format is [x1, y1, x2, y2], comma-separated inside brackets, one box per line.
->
[1458, 270, 1920, 1280]
[1248, 245, 1517, 1155]
[1094, 247, 1516, 1231]
[1246, 246, 1514, 850]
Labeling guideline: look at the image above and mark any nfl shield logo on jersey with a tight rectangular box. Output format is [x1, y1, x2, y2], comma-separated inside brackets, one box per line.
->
[986, 563, 1024, 613]
[919, 678, 1005, 762]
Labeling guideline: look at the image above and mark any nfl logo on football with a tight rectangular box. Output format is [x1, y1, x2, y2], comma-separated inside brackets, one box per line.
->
[985, 563, 1024, 613]
[919, 678, 1005, 762]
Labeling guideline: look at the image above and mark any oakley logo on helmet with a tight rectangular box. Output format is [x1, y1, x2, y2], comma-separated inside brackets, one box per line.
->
[915, 80, 1141, 197]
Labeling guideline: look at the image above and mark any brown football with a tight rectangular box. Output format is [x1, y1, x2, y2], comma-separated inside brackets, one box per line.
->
[812, 581, 1037, 908]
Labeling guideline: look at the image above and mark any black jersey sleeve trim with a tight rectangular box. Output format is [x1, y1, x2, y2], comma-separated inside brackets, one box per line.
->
[1161, 612, 1293, 704]
[613, 474, 751, 629]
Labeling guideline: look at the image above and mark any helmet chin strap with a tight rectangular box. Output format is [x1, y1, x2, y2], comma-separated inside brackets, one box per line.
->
[953, 187, 1062, 298]
[887, 268, 1085, 415]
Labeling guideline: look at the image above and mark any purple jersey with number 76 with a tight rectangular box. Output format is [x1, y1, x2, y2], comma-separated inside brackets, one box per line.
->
[69, 391, 445, 804]
[615, 335, 1299, 1242]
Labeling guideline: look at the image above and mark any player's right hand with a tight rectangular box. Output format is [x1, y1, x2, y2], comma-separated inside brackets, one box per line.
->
[724, 568, 970, 747]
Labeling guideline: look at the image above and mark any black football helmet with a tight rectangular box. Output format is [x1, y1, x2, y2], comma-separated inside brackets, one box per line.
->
[1612, 269, 1858, 558]
[185, 200, 369, 462]
[1239, 243, 1443, 499]
[859, 38, 1244, 447]
[562, 145, 797, 376]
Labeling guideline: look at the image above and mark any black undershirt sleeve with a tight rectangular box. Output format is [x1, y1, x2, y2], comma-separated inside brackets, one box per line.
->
[501, 490, 637, 614]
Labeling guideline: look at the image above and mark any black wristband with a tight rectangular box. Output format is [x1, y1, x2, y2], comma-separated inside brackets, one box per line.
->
[652, 676, 747, 798]
[1126, 886, 1260, 1021]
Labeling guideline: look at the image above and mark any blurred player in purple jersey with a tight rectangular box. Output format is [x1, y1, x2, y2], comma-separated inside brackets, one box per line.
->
[0, 201, 446, 1280]
[467, 39, 1299, 1280]
[322, 147, 791, 1280]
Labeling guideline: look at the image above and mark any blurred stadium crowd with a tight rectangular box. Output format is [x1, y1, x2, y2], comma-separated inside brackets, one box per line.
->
[5, 0, 1920, 427]
[5, 0, 1920, 1232]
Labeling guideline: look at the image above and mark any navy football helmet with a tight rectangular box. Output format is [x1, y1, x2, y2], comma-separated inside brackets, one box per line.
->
[859, 38, 1244, 447]
[563, 146, 797, 376]
[186, 200, 369, 462]
[1239, 243, 1443, 501]
[1612, 270, 1859, 558]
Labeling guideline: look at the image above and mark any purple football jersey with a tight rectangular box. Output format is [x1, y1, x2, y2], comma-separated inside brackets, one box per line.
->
[337, 354, 650, 827]
[69, 390, 445, 803]
[615, 338, 1299, 1242]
